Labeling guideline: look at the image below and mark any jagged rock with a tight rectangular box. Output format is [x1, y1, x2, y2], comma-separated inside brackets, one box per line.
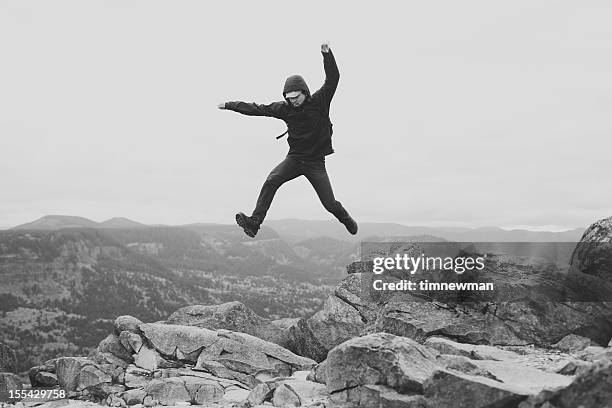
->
[423, 370, 529, 408]
[30, 372, 58, 387]
[133, 346, 160, 372]
[289, 294, 365, 362]
[28, 358, 58, 387]
[172, 368, 248, 390]
[185, 377, 224, 404]
[271, 318, 300, 331]
[119, 331, 144, 354]
[142, 395, 156, 407]
[222, 385, 250, 402]
[97, 334, 133, 362]
[326, 333, 440, 395]
[552, 334, 592, 352]
[139, 323, 218, 360]
[272, 383, 300, 407]
[189, 330, 314, 388]
[278, 377, 328, 406]
[124, 365, 153, 389]
[435, 355, 499, 380]
[143, 377, 190, 406]
[89, 351, 129, 370]
[425, 336, 522, 361]
[89, 384, 126, 400]
[122, 388, 146, 405]
[77, 365, 112, 391]
[106, 394, 126, 407]
[167, 302, 292, 349]
[555, 359, 593, 376]
[376, 299, 494, 344]
[247, 382, 277, 406]
[56, 357, 93, 392]
[115, 316, 144, 336]
[219, 331, 315, 371]
[334, 384, 431, 408]
[306, 360, 327, 384]
[0, 373, 22, 402]
[518, 359, 612, 408]
[333, 272, 379, 323]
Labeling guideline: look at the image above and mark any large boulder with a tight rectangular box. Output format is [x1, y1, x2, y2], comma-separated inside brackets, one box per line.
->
[96, 334, 133, 362]
[167, 302, 292, 349]
[289, 294, 365, 362]
[114, 315, 143, 336]
[326, 333, 440, 396]
[143, 378, 191, 406]
[552, 334, 592, 352]
[56, 357, 94, 392]
[570, 215, 612, 282]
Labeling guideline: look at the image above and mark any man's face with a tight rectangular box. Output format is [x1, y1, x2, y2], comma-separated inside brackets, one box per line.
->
[286, 91, 306, 108]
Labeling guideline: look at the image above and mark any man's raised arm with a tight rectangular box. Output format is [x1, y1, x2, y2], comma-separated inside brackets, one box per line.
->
[316, 42, 340, 103]
[218, 101, 286, 119]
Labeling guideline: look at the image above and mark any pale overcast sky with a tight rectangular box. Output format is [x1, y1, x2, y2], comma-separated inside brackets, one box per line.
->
[1, 1, 611, 230]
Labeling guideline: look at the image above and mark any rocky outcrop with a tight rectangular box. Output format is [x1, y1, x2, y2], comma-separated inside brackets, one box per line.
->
[289, 293, 365, 362]
[166, 302, 293, 349]
[299, 226, 612, 357]
[288, 273, 374, 362]
[323, 332, 575, 408]
[27, 315, 315, 407]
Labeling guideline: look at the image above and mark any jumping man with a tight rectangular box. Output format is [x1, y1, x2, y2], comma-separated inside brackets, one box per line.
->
[218, 43, 358, 238]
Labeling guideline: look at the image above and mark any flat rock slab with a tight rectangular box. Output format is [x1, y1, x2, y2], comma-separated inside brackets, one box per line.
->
[425, 336, 523, 361]
[424, 370, 529, 408]
[475, 360, 573, 394]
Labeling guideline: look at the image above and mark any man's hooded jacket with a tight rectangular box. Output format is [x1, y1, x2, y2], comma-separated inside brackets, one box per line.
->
[224, 50, 340, 160]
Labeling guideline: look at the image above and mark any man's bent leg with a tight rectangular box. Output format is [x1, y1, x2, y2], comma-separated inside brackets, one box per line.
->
[303, 160, 354, 228]
[251, 157, 302, 224]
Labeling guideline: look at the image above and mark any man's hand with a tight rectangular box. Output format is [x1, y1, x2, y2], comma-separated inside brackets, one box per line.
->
[321, 42, 330, 53]
[217, 103, 226, 109]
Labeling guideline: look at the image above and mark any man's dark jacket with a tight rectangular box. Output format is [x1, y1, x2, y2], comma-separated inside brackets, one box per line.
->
[224, 50, 339, 160]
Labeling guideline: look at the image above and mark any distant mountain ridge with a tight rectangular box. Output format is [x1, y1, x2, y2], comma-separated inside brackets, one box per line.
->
[12, 215, 147, 230]
[11, 215, 585, 242]
[266, 219, 585, 243]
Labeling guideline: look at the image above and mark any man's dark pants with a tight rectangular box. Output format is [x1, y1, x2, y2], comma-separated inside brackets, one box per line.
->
[251, 156, 350, 224]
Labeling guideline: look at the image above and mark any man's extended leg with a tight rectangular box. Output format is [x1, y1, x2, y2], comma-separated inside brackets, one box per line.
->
[237, 157, 302, 238]
[303, 160, 358, 235]
[251, 156, 302, 225]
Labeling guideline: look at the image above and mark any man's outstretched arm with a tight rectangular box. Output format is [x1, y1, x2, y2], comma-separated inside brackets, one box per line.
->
[316, 42, 340, 104]
[218, 101, 286, 119]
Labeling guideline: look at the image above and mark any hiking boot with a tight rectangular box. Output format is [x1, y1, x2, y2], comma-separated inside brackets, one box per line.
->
[236, 212, 260, 238]
[341, 215, 358, 235]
